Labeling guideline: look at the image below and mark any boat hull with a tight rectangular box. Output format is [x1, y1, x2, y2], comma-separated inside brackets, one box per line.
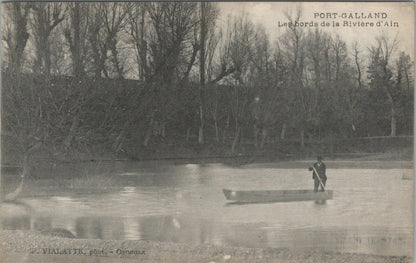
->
[223, 189, 333, 203]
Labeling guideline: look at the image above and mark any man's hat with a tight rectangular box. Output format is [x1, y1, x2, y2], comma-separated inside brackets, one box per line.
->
[317, 156, 323, 161]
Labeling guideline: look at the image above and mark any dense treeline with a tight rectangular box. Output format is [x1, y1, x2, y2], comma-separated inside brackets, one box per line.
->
[1, 2, 413, 165]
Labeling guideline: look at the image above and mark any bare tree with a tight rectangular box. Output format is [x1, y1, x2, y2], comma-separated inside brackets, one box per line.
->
[1, 3, 41, 186]
[305, 29, 332, 137]
[279, 7, 307, 147]
[396, 51, 413, 93]
[207, 18, 240, 86]
[101, 2, 128, 79]
[368, 33, 399, 136]
[142, 2, 198, 146]
[345, 41, 364, 135]
[146, 2, 197, 83]
[198, 2, 219, 144]
[2, 74, 44, 184]
[86, 3, 128, 79]
[30, 2, 65, 76]
[331, 35, 347, 86]
[352, 41, 363, 89]
[64, 2, 90, 78]
[248, 25, 279, 148]
[2, 2, 32, 75]
[125, 2, 148, 81]
[217, 13, 255, 153]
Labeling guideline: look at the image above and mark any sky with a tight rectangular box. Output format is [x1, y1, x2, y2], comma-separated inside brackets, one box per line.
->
[218, 2, 414, 58]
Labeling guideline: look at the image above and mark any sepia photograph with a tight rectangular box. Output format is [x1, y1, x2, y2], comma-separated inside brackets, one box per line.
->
[0, 1, 414, 262]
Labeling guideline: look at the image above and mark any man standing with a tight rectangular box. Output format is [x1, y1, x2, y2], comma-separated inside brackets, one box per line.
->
[309, 156, 327, 192]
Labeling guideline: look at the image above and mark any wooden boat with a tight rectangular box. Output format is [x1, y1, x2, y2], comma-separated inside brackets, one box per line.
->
[223, 189, 333, 203]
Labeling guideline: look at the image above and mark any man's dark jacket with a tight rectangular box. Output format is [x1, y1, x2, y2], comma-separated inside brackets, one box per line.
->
[309, 162, 326, 180]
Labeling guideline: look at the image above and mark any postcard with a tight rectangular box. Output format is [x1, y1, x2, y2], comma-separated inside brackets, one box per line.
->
[1, 1, 414, 262]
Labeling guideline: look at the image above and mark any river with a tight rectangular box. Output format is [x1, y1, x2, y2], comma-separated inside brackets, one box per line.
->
[1, 161, 413, 257]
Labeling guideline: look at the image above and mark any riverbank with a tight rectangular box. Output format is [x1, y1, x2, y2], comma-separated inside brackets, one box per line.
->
[2, 135, 412, 168]
[0, 230, 412, 263]
[2, 143, 413, 172]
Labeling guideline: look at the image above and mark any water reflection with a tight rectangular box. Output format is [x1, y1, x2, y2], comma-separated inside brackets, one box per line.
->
[33, 216, 52, 231]
[123, 216, 141, 240]
[139, 215, 217, 244]
[1, 211, 412, 256]
[76, 217, 103, 239]
[314, 200, 327, 205]
[1, 215, 30, 230]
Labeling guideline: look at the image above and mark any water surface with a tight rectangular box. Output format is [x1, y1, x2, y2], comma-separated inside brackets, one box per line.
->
[1, 161, 413, 256]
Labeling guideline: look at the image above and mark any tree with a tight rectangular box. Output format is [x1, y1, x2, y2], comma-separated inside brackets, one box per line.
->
[87, 3, 108, 78]
[205, 28, 221, 142]
[2, 74, 45, 182]
[344, 41, 365, 136]
[87, 3, 128, 79]
[30, 2, 65, 76]
[2, 2, 32, 75]
[1, 2, 40, 186]
[64, 2, 90, 78]
[368, 34, 399, 136]
[304, 29, 332, 138]
[331, 35, 347, 86]
[279, 7, 307, 147]
[396, 51, 413, 93]
[142, 2, 199, 146]
[395, 51, 414, 134]
[248, 25, 283, 148]
[352, 41, 363, 89]
[198, 2, 219, 144]
[221, 13, 255, 153]
[125, 2, 148, 81]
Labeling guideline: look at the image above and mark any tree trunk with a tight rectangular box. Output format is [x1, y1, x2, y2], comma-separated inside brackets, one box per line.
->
[71, 2, 83, 78]
[1, 151, 29, 201]
[386, 92, 397, 137]
[231, 126, 241, 155]
[143, 113, 154, 146]
[8, 3, 30, 76]
[186, 127, 191, 141]
[300, 130, 305, 148]
[260, 128, 267, 149]
[110, 43, 124, 79]
[113, 129, 125, 152]
[139, 8, 146, 81]
[214, 118, 219, 142]
[198, 2, 207, 145]
[44, 45, 52, 76]
[63, 115, 80, 149]
[223, 111, 230, 143]
[280, 123, 287, 140]
[198, 104, 204, 144]
[404, 67, 410, 92]
[161, 122, 166, 138]
[254, 124, 259, 148]
[390, 106, 397, 136]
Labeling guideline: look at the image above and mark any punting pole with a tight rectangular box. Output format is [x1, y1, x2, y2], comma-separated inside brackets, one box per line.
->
[312, 166, 326, 193]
